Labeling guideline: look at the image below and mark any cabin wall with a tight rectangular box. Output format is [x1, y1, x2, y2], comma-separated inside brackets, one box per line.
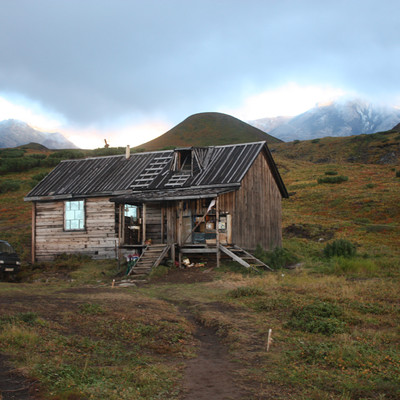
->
[145, 203, 162, 244]
[220, 151, 282, 250]
[34, 197, 117, 261]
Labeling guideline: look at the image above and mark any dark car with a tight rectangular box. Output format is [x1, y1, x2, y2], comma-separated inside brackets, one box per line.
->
[0, 240, 21, 277]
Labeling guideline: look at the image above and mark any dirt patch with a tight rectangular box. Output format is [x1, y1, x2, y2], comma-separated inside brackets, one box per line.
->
[0, 354, 35, 399]
[151, 267, 215, 284]
[283, 223, 335, 241]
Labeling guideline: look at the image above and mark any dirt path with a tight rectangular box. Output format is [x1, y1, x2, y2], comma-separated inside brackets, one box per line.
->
[181, 315, 248, 400]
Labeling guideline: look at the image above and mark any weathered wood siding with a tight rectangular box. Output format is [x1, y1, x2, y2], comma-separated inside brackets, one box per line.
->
[34, 197, 117, 261]
[145, 203, 162, 244]
[220, 150, 282, 250]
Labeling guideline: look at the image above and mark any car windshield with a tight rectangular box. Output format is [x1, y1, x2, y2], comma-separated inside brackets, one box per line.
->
[0, 242, 15, 254]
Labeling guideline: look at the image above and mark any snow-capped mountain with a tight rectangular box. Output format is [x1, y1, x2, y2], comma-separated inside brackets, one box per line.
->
[249, 100, 400, 142]
[0, 119, 77, 149]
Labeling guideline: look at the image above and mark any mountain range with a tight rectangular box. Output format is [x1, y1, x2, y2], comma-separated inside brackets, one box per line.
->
[249, 99, 400, 142]
[0, 119, 77, 149]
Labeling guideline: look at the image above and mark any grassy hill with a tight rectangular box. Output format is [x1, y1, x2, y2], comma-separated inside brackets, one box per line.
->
[270, 127, 400, 165]
[135, 112, 282, 151]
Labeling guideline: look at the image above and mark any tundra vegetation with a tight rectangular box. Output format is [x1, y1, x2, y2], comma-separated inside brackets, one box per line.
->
[0, 140, 399, 399]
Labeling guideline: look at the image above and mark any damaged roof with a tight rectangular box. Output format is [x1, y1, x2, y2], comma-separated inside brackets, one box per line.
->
[25, 141, 288, 201]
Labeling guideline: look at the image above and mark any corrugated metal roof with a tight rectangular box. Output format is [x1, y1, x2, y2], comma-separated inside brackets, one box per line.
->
[25, 141, 288, 201]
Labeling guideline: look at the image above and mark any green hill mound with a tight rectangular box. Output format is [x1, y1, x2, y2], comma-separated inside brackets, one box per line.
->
[136, 112, 282, 151]
[270, 128, 400, 165]
[18, 142, 49, 151]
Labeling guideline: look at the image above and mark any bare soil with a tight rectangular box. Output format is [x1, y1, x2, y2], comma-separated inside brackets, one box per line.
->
[182, 315, 249, 400]
[0, 354, 35, 399]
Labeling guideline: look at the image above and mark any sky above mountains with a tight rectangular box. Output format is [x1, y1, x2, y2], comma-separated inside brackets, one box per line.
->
[0, 0, 399, 148]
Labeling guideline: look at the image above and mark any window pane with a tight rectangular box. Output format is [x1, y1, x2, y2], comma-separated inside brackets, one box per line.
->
[65, 220, 71, 230]
[75, 210, 84, 220]
[70, 201, 79, 211]
[66, 210, 75, 220]
[125, 205, 137, 218]
[70, 220, 79, 230]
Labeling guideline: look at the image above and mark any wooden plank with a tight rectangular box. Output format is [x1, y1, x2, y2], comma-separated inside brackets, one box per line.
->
[216, 196, 220, 268]
[142, 203, 146, 244]
[31, 202, 36, 263]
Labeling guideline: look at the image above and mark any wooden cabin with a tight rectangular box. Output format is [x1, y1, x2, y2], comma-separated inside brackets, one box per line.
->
[25, 142, 288, 270]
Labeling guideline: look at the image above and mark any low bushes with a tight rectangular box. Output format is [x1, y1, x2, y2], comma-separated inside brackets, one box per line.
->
[227, 286, 264, 298]
[0, 179, 21, 193]
[323, 239, 356, 258]
[317, 175, 348, 184]
[286, 301, 346, 336]
[254, 245, 299, 269]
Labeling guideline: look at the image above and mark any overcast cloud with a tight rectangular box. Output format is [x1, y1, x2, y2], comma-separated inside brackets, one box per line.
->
[0, 0, 399, 147]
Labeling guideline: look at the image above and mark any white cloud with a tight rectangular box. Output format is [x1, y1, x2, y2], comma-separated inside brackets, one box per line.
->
[0, 94, 65, 131]
[66, 120, 171, 149]
[225, 83, 348, 120]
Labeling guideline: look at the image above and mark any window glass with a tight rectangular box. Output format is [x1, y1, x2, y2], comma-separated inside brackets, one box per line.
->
[125, 205, 137, 219]
[65, 200, 85, 230]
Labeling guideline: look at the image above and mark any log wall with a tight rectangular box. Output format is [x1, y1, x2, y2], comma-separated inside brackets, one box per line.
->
[34, 197, 117, 261]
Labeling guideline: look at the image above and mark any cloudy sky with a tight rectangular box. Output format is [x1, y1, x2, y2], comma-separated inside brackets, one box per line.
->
[1, 0, 399, 148]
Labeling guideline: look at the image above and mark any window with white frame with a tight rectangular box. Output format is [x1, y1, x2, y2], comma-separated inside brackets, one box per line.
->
[64, 200, 85, 230]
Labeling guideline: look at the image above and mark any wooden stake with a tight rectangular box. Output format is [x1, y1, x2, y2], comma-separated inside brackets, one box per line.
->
[267, 328, 272, 351]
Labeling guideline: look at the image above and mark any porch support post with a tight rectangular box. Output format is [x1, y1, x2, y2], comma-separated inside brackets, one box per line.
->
[178, 200, 183, 246]
[216, 196, 220, 268]
[161, 205, 165, 244]
[142, 203, 147, 245]
[121, 204, 126, 245]
[171, 244, 176, 264]
[118, 204, 123, 245]
[31, 202, 36, 264]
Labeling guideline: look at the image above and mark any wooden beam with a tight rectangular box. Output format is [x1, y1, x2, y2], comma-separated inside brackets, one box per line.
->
[177, 201, 183, 246]
[161, 205, 165, 244]
[121, 204, 125, 245]
[31, 202, 36, 264]
[179, 248, 217, 254]
[216, 196, 220, 268]
[219, 245, 251, 268]
[142, 203, 147, 245]
[118, 204, 123, 245]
